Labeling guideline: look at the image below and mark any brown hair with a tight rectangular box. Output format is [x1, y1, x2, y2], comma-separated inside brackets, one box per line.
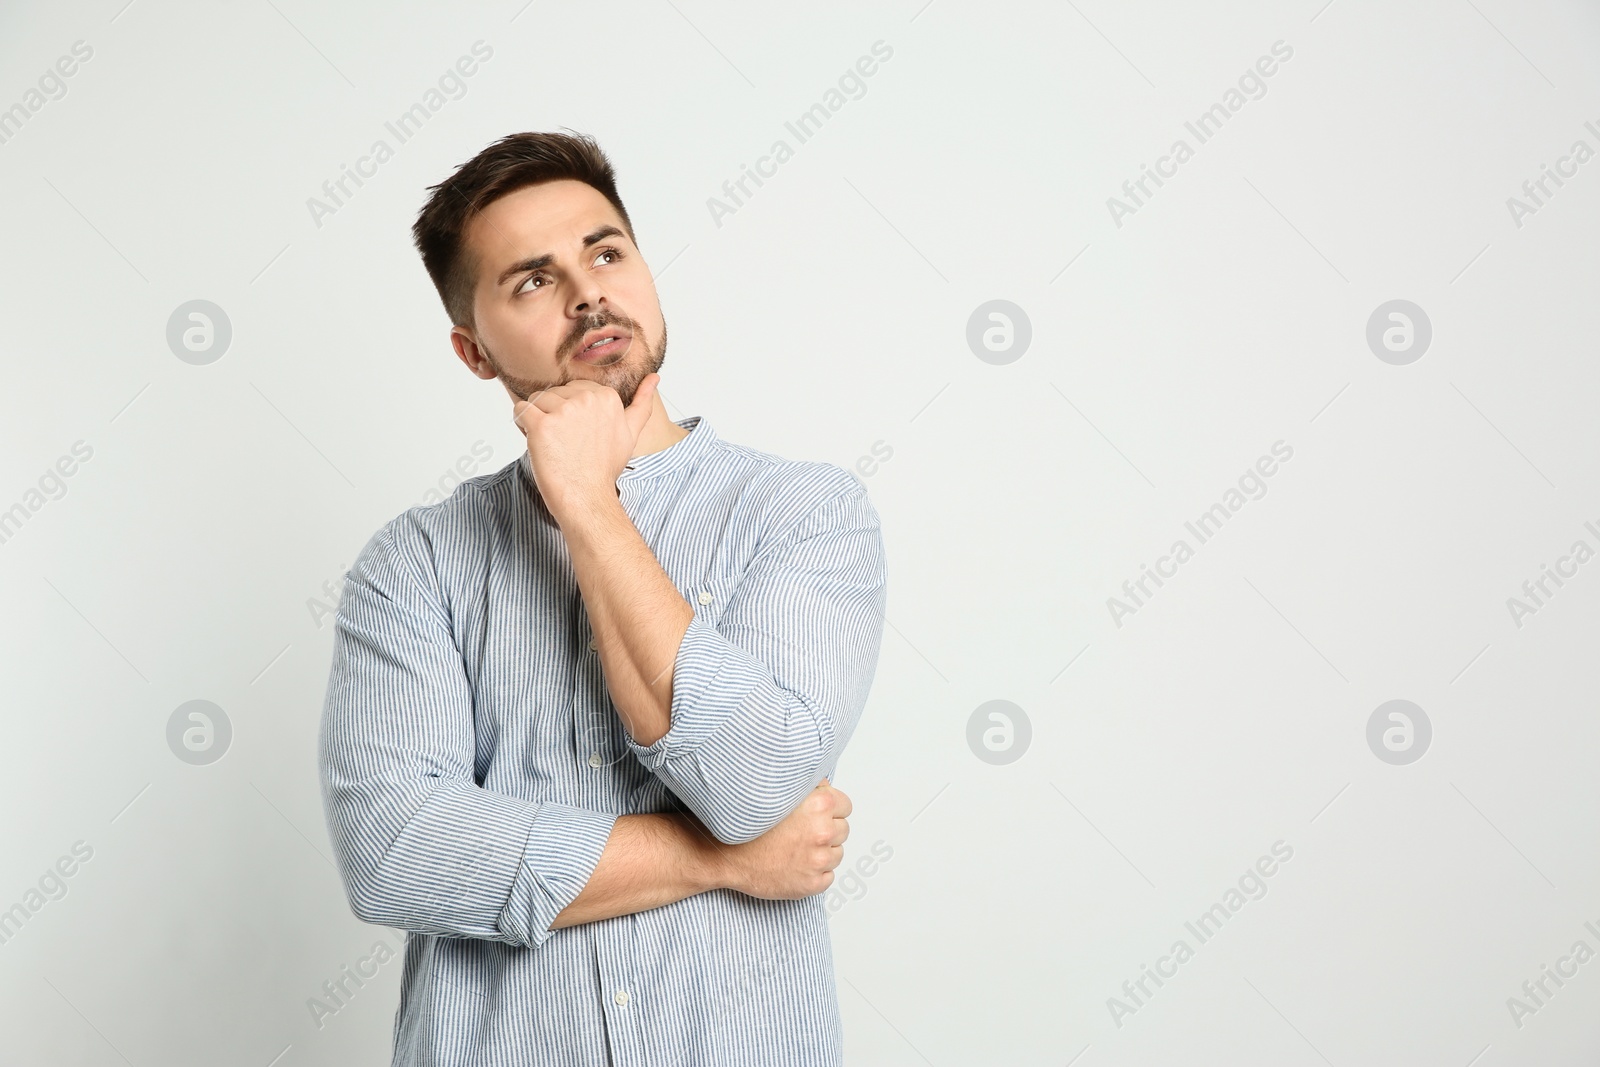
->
[411, 129, 636, 327]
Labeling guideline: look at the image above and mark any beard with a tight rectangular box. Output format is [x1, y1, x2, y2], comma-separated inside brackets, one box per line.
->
[486, 314, 667, 409]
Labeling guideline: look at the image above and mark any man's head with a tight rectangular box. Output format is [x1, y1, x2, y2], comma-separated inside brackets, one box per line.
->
[411, 131, 666, 408]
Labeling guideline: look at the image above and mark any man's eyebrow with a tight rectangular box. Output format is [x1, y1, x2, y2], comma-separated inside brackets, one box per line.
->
[496, 225, 628, 287]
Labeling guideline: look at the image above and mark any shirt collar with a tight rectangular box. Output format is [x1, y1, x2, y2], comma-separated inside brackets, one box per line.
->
[517, 414, 715, 490]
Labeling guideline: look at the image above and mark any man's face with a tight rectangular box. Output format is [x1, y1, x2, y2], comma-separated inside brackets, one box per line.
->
[451, 179, 666, 408]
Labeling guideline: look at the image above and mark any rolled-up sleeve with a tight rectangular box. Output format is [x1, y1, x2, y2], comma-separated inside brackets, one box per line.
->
[625, 475, 888, 844]
[318, 518, 617, 948]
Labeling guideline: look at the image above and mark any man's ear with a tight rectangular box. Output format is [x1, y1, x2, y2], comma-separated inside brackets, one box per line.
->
[450, 326, 498, 382]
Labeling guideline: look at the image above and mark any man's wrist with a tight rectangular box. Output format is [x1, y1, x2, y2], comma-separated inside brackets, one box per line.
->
[547, 482, 623, 530]
[672, 811, 738, 894]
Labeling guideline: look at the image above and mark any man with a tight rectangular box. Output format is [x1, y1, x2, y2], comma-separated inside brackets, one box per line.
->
[317, 130, 888, 1066]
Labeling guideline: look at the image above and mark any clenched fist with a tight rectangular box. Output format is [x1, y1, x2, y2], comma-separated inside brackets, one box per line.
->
[721, 779, 852, 900]
[511, 374, 659, 518]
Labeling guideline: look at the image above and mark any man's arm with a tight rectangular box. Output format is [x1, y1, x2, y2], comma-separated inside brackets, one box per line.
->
[549, 813, 711, 929]
[320, 517, 626, 949]
[550, 781, 851, 929]
[555, 487, 687, 747]
[559, 471, 887, 846]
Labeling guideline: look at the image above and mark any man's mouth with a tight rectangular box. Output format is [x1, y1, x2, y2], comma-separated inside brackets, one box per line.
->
[574, 332, 631, 363]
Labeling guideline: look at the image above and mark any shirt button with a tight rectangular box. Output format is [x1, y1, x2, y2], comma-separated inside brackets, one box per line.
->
[587, 636, 598, 651]
[588, 752, 604, 768]
[697, 590, 712, 605]
[613, 989, 630, 1007]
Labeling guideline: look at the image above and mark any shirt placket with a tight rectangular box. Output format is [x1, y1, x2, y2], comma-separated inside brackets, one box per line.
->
[576, 485, 646, 1064]
[595, 921, 645, 1064]
[572, 586, 611, 775]
[595, 476, 656, 1067]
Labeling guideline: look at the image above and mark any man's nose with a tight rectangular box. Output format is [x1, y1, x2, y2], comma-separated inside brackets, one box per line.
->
[568, 275, 609, 317]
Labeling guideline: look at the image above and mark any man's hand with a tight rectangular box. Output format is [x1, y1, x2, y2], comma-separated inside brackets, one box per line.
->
[511, 374, 659, 517]
[711, 779, 852, 900]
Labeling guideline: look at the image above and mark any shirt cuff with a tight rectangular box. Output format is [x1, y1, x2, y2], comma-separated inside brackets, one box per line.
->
[500, 801, 618, 948]
[626, 612, 764, 769]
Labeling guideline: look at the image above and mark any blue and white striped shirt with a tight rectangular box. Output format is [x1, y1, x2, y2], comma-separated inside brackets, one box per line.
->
[318, 415, 888, 1066]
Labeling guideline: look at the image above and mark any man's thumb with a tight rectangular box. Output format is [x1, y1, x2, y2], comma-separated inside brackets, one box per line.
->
[623, 373, 657, 436]
[628, 371, 658, 410]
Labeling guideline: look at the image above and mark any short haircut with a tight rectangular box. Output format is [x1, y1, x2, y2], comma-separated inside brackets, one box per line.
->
[411, 130, 636, 327]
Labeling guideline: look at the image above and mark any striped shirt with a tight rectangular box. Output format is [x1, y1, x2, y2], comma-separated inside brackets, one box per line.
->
[317, 414, 888, 1066]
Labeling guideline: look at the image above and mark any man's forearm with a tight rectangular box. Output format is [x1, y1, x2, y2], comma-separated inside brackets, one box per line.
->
[548, 811, 727, 929]
[557, 490, 692, 747]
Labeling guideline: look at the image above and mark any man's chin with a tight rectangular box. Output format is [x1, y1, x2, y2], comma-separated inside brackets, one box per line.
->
[582, 348, 664, 408]
[495, 333, 663, 407]
[565, 362, 646, 406]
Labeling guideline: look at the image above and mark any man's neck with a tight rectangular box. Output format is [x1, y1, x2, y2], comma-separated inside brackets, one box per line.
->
[632, 397, 690, 458]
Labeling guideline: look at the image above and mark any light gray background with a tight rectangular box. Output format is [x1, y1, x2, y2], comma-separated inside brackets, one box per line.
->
[2, 0, 1598, 1064]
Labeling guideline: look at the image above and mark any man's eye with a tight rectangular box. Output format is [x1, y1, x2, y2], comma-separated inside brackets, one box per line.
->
[517, 249, 621, 294]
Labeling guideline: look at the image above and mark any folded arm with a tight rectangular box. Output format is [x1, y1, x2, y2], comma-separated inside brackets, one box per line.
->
[561, 471, 888, 845]
[318, 517, 857, 946]
[552, 780, 852, 928]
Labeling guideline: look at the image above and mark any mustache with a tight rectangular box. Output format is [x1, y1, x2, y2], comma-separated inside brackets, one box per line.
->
[565, 314, 634, 358]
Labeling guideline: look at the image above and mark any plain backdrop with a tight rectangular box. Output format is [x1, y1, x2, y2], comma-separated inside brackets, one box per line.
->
[2, 1, 1599, 1064]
